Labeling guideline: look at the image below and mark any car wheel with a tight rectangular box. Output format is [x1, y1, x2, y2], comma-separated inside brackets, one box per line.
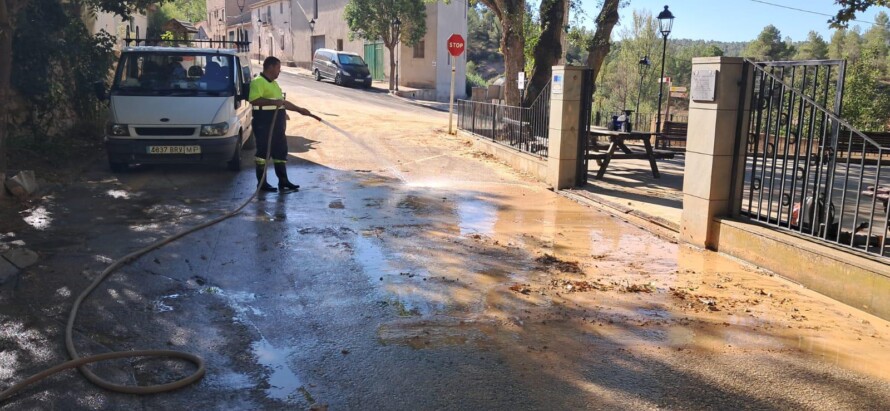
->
[335, 73, 343, 86]
[227, 139, 243, 171]
[109, 160, 127, 173]
[243, 130, 256, 150]
[315, 70, 322, 81]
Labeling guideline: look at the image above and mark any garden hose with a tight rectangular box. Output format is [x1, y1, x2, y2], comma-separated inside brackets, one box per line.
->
[1, 105, 316, 402]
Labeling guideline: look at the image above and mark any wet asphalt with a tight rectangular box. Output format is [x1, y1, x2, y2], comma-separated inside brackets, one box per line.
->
[1, 74, 890, 410]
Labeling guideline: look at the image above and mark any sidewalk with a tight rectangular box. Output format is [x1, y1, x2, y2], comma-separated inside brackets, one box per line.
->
[566, 155, 685, 233]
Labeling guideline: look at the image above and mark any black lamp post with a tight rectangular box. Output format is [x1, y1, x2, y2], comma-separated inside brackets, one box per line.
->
[655, 5, 674, 138]
[392, 17, 401, 91]
[309, 18, 316, 63]
[636, 56, 651, 127]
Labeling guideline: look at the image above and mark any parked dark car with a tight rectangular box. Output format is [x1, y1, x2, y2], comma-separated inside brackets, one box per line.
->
[312, 48, 372, 88]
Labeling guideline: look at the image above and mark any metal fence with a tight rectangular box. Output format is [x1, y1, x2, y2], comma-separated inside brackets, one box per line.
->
[457, 83, 551, 157]
[738, 59, 890, 260]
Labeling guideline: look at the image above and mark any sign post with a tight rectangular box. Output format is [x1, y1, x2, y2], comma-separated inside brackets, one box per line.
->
[447, 33, 465, 134]
[517, 71, 525, 101]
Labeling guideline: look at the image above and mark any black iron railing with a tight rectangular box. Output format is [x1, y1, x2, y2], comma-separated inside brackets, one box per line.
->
[457, 82, 551, 157]
[739, 59, 889, 260]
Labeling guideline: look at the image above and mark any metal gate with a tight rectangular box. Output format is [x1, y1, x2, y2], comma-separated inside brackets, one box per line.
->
[363, 42, 385, 81]
[736, 59, 890, 259]
[576, 68, 596, 185]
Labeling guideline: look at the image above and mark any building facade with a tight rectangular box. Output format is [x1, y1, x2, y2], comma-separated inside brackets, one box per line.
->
[83, 10, 148, 45]
[235, 0, 467, 102]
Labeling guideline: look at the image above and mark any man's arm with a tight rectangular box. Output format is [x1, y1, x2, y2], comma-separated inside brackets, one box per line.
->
[282, 100, 321, 121]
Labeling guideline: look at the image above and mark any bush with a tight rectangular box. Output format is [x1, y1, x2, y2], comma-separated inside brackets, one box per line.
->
[465, 62, 487, 97]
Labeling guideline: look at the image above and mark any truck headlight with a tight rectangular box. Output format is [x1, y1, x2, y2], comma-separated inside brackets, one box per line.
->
[107, 123, 130, 136]
[200, 122, 230, 136]
[341, 70, 352, 76]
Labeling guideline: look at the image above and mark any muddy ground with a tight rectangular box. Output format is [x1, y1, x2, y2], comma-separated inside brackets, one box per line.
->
[1, 72, 889, 410]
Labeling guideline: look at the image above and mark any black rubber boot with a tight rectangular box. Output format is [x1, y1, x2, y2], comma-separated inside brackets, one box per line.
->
[256, 164, 277, 192]
[274, 163, 300, 192]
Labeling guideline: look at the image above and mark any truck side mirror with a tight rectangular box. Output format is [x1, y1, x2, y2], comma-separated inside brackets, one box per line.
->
[93, 81, 108, 101]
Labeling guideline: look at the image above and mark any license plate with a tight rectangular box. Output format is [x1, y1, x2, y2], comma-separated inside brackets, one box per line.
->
[147, 145, 201, 154]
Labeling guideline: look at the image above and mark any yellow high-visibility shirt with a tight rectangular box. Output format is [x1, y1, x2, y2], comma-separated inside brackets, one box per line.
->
[249, 74, 283, 103]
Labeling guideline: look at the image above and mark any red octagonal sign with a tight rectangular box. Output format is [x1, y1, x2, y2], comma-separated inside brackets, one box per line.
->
[447, 34, 465, 57]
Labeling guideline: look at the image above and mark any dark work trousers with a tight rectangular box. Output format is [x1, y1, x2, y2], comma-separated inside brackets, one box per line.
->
[252, 109, 288, 162]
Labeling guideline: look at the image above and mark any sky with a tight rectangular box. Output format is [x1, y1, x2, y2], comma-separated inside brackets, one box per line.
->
[573, 0, 890, 42]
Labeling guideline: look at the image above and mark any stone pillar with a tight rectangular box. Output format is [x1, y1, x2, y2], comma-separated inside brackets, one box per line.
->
[681, 57, 752, 249]
[547, 65, 586, 189]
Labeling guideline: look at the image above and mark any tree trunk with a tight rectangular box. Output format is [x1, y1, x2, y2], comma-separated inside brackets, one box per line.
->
[523, 0, 568, 107]
[0, 0, 21, 182]
[500, 2, 525, 106]
[585, 0, 620, 91]
[388, 44, 396, 91]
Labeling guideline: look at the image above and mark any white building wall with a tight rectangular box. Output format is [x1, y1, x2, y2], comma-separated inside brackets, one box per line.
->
[242, 0, 467, 101]
[84, 11, 148, 46]
[434, 0, 467, 101]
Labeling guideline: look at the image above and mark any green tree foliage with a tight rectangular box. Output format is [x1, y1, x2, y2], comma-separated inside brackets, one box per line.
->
[522, 3, 540, 75]
[842, 51, 890, 130]
[844, 26, 864, 61]
[829, 28, 847, 59]
[795, 31, 829, 60]
[831, 0, 890, 28]
[11, 0, 115, 139]
[565, 26, 593, 65]
[596, 10, 658, 115]
[344, 0, 427, 90]
[148, 0, 207, 37]
[862, 11, 890, 60]
[466, 4, 503, 81]
[745, 25, 793, 61]
[1, 0, 166, 176]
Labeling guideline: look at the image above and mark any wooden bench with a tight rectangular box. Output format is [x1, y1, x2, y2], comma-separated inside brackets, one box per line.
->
[657, 121, 688, 150]
[503, 117, 547, 154]
[835, 131, 890, 159]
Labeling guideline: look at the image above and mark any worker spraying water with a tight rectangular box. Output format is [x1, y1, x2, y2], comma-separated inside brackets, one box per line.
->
[250, 57, 321, 193]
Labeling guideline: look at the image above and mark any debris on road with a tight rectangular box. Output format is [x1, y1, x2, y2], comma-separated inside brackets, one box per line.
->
[621, 282, 656, 293]
[549, 279, 612, 292]
[509, 283, 531, 294]
[535, 253, 583, 274]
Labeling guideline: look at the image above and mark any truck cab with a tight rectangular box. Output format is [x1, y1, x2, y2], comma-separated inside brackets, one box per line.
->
[103, 45, 254, 171]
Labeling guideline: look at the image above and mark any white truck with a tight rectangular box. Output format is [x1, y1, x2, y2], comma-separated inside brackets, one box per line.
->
[99, 43, 254, 172]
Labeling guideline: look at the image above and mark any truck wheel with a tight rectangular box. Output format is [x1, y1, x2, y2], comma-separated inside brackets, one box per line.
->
[315, 70, 322, 81]
[243, 130, 256, 150]
[335, 73, 343, 86]
[227, 139, 243, 171]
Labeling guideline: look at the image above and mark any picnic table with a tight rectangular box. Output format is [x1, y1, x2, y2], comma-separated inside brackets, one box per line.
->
[586, 128, 674, 179]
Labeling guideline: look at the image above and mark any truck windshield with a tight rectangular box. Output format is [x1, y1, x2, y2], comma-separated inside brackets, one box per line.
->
[111, 52, 235, 96]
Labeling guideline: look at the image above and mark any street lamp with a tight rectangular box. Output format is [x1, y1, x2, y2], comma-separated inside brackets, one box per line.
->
[392, 17, 401, 91]
[636, 56, 651, 128]
[309, 18, 315, 32]
[257, 18, 264, 63]
[654, 5, 674, 139]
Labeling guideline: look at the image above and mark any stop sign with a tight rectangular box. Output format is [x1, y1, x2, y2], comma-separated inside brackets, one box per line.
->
[447, 34, 465, 57]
